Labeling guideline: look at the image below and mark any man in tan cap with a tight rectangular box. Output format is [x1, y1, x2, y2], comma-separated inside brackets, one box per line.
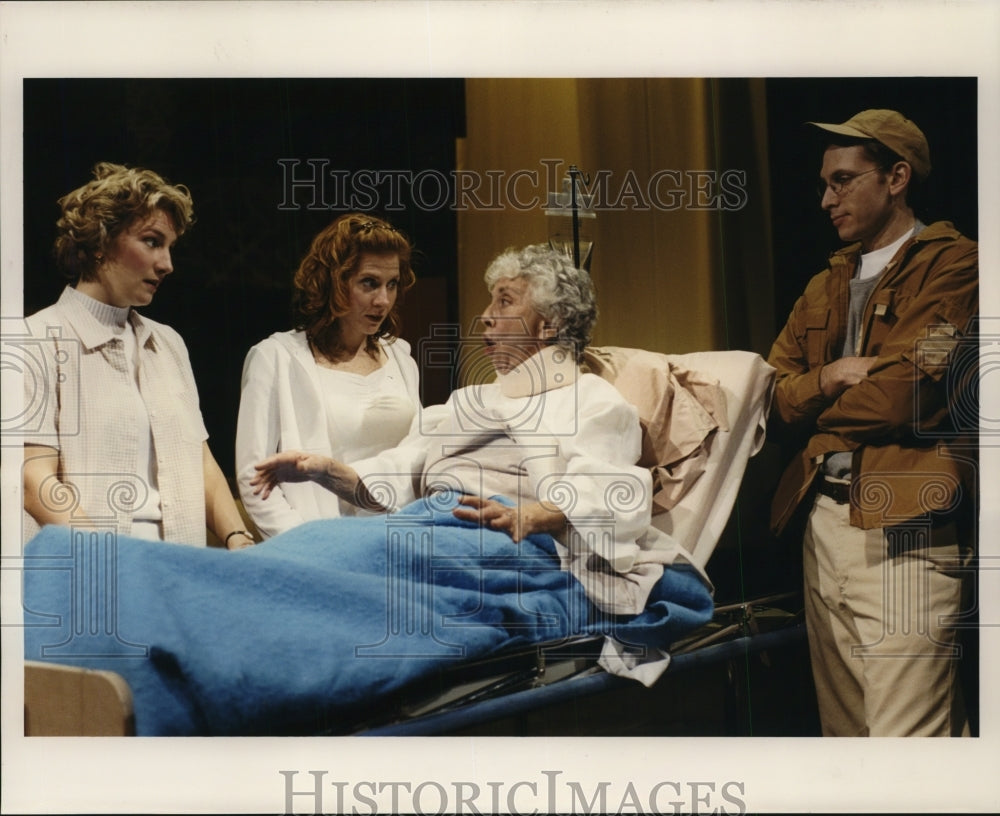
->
[766, 109, 978, 736]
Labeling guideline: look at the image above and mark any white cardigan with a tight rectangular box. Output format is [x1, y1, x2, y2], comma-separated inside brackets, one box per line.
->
[235, 330, 420, 538]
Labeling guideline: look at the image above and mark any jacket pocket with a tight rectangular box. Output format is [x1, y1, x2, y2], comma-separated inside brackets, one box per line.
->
[804, 308, 831, 366]
[864, 289, 898, 354]
[903, 295, 968, 382]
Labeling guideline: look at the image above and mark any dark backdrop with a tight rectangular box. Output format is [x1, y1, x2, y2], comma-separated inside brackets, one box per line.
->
[23, 78, 466, 475]
[22, 77, 978, 486]
[764, 77, 978, 326]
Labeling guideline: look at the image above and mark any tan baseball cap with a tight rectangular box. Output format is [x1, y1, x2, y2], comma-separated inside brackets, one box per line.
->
[807, 109, 931, 180]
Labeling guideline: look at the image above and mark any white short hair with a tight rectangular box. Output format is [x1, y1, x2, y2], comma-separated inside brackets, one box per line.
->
[484, 244, 597, 361]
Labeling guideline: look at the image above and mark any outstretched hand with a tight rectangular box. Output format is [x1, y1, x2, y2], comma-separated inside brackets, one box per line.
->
[452, 495, 566, 542]
[250, 451, 333, 500]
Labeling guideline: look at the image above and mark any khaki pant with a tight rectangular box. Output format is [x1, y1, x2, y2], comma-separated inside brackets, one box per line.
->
[803, 493, 970, 736]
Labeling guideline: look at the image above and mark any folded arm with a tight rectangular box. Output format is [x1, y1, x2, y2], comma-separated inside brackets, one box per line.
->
[817, 253, 978, 442]
[771, 243, 977, 443]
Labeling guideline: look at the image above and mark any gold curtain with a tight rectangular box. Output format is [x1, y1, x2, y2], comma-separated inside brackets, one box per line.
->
[457, 78, 775, 362]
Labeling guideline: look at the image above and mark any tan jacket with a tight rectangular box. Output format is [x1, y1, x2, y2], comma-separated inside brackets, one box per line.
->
[768, 221, 978, 533]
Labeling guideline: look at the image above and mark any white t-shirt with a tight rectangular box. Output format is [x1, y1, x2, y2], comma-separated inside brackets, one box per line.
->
[857, 226, 915, 280]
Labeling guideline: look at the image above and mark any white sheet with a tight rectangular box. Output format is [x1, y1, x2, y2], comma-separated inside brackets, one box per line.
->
[598, 349, 776, 683]
[651, 350, 776, 570]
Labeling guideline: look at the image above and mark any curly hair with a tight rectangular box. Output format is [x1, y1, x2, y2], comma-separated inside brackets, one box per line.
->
[53, 162, 195, 283]
[484, 244, 597, 362]
[291, 213, 415, 361]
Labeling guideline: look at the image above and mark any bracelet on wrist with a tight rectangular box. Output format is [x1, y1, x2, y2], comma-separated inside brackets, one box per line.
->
[224, 529, 254, 546]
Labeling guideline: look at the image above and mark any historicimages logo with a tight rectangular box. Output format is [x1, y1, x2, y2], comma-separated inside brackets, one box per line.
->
[279, 769, 748, 815]
[1, 317, 80, 444]
[277, 158, 749, 214]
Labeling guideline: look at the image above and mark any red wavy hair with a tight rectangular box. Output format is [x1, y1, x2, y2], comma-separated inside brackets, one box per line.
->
[292, 213, 414, 360]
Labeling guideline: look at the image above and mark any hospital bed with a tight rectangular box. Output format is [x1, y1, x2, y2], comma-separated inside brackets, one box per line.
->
[22, 347, 810, 736]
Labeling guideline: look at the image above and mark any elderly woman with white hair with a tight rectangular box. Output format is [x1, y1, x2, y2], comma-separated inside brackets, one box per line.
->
[252, 244, 672, 613]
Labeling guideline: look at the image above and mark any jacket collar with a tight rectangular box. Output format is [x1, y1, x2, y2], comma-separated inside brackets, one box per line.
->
[272, 328, 315, 362]
[828, 219, 946, 280]
[828, 218, 959, 261]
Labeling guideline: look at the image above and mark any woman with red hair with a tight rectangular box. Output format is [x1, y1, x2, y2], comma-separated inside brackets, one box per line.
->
[236, 213, 421, 538]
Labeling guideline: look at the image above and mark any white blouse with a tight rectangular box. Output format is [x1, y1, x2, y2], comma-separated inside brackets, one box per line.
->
[235, 330, 420, 538]
[316, 364, 415, 463]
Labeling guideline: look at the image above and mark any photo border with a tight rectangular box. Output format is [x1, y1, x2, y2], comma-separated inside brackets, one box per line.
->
[2, 1, 998, 813]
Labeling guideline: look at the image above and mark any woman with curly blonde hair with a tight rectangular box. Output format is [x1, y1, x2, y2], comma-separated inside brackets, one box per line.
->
[236, 213, 421, 537]
[23, 162, 255, 549]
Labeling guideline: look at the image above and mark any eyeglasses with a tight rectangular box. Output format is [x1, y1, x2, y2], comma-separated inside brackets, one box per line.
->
[816, 167, 881, 199]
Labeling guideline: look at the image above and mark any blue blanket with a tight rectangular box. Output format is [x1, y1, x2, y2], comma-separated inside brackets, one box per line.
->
[23, 493, 713, 735]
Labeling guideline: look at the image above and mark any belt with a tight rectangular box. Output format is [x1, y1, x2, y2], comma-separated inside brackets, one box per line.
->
[816, 478, 851, 505]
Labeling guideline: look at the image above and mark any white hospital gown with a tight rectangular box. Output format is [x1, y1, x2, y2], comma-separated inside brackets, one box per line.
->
[352, 345, 689, 614]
